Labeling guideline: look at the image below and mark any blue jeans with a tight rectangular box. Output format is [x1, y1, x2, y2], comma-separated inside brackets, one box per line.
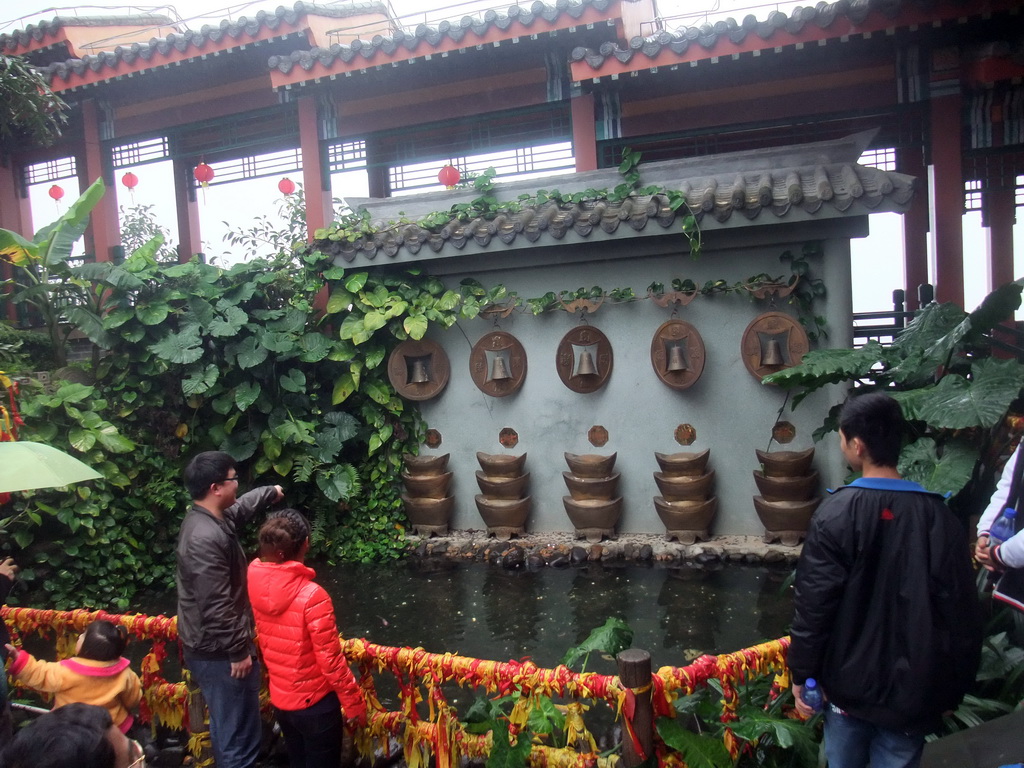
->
[185, 653, 262, 768]
[825, 705, 925, 768]
[275, 691, 343, 768]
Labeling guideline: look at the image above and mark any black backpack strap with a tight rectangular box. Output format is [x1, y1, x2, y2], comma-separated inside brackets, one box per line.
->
[1004, 445, 1024, 534]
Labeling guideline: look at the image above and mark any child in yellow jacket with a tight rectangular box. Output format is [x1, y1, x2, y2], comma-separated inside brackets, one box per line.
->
[5, 619, 141, 733]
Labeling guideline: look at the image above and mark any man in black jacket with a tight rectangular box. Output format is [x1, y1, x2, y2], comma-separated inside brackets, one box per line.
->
[176, 451, 282, 768]
[788, 392, 981, 768]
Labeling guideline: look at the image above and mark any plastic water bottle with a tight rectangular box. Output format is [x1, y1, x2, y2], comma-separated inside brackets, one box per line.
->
[802, 678, 824, 713]
[990, 508, 1018, 545]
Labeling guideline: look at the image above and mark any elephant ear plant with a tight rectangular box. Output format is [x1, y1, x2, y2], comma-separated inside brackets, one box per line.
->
[763, 279, 1024, 524]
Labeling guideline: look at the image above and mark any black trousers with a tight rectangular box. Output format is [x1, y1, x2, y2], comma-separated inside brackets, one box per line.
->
[275, 691, 343, 768]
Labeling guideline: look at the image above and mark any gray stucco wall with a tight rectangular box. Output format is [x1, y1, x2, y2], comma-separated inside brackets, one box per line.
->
[405, 219, 859, 538]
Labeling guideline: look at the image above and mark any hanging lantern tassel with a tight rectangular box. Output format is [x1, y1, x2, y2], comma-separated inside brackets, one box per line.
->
[193, 162, 214, 204]
[48, 184, 64, 208]
[438, 164, 460, 189]
[121, 171, 138, 202]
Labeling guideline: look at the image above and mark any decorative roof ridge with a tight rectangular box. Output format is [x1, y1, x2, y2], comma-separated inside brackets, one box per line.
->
[569, 0, 994, 71]
[267, 0, 613, 75]
[310, 132, 915, 266]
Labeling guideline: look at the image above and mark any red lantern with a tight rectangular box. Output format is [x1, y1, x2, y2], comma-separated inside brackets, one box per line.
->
[193, 162, 214, 185]
[278, 177, 296, 195]
[121, 172, 139, 190]
[438, 165, 460, 188]
[48, 184, 64, 201]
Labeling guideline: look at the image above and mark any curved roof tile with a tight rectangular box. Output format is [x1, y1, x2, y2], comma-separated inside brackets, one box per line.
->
[311, 160, 913, 265]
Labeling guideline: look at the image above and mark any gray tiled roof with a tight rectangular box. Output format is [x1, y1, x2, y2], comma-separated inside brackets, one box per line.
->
[0, 15, 174, 54]
[312, 132, 914, 264]
[38, 2, 389, 83]
[268, 0, 612, 75]
[570, 0, 974, 70]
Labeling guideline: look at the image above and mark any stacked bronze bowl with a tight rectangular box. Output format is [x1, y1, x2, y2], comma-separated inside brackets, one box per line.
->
[562, 452, 621, 543]
[752, 447, 819, 546]
[474, 452, 530, 540]
[401, 453, 453, 536]
[652, 449, 717, 543]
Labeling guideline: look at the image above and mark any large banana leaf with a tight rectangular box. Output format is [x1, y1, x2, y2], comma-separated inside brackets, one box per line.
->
[898, 437, 977, 497]
[892, 357, 1024, 430]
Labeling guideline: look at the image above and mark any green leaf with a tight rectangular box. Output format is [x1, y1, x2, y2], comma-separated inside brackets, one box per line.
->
[363, 310, 387, 333]
[95, 425, 135, 453]
[136, 301, 172, 326]
[260, 331, 298, 354]
[69, 428, 96, 452]
[761, 343, 884, 403]
[898, 437, 977, 497]
[486, 720, 532, 768]
[326, 288, 354, 314]
[562, 617, 633, 669]
[363, 380, 391, 405]
[656, 719, 731, 768]
[345, 272, 369, 292]
[332, 373, 356, 405]
[299, 332, 332, 362]
[891, 302, 965, 358]
[235, 381, 262, 411]
[339, 313, 365, 341]
[209, 305, 248, 337]
[280, 369, 306, 393]
[149, 330, 203, 364]
[404, 314, 428, 340]
[182, 363, 219, 396]
[235, 336, 269, 369]
[895, 359, 1024, 429]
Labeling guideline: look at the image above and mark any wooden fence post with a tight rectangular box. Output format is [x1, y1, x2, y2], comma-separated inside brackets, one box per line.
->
[186, 680, 215, 765]
[616, 649, 653, 768]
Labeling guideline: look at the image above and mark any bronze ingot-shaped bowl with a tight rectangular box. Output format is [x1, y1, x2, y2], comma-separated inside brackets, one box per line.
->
[401, 494, 454, 527]
[564, 452, 617, 478]
[401, 471, 452, 499]
[753, 495, 820, 546]
[562, 496, 622, 529]
[753, 470, 818, 502]
[654, 449, 710, 477]
[476, 452, 528, 478]
[653, 496, 717, 543]
[474, 495, 531, 528]
[475, 471, 530, 499]
[562, 471, 621, 500]
[755, 447, 815, 478]
[654, 470, 715, 501]
[403, 453, 450, 475]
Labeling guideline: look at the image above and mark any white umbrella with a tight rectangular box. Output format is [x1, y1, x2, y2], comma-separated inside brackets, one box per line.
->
[0, 441, 103, 493]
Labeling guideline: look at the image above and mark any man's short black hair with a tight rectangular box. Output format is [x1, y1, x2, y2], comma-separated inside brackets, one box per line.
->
[0, 703, 115, 768]
[183, 451, 237, 500]
[839, 391, 905, 468]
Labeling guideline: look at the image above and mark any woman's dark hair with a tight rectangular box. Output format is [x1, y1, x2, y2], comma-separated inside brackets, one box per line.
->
[0, 703, 115, 768]
[78, 620, 128, 662]
[839, 391, 905, 468]
[258, 509, 311, 562]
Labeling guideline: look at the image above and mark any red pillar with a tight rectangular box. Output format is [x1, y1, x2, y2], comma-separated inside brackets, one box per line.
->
[899, 146, 930, 310]
[79, 99, 119, 262]
[572, 93, 598, 172]
[928, 90, 965, 306]
[983, 186, 1017, 291]
[0, 159, 32, 323]
[172, 157, 202, 262]
[298, 95, 332, 241]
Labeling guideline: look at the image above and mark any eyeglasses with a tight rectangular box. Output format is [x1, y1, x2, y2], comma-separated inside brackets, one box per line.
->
[221, 476, 240, 485]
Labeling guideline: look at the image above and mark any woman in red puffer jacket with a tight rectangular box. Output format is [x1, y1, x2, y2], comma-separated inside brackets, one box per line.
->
[248, 509, 367, 768]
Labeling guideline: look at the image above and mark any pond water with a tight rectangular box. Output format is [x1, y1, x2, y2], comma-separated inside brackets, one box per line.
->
[311, 558, 795, 672]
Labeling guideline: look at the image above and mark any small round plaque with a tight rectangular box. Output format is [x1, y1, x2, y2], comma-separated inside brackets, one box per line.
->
[740, 311, 809, 382]
[387, 338, 451, 401]
[469, 331, 527, 397]
[555, 326, 613, 394]
[650, 319, 706, 391]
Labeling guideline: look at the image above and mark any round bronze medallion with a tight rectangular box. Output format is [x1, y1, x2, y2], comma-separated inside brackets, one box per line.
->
[650, 319, 706, 391]
[740, 311, 809, 382]
[387, 338, 451, 401]
[555, 326, 613, 394]
[469, 331, 527, 397]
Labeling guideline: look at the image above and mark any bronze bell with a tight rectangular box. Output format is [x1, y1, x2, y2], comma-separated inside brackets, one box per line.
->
[666, 344, 688, 372]
[409, 358, 431, 384]
[576, 349, 598, 377]
[490, 354, 512, 381]
[761, 339, 785, 367]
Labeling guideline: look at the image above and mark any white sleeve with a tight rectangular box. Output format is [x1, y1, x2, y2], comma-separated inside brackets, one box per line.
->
[979, 447, 1018, 536]
[996, 530, 1024, 569]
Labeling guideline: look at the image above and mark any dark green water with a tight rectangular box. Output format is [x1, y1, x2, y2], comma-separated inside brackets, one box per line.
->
[313, 559, 794, 673]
